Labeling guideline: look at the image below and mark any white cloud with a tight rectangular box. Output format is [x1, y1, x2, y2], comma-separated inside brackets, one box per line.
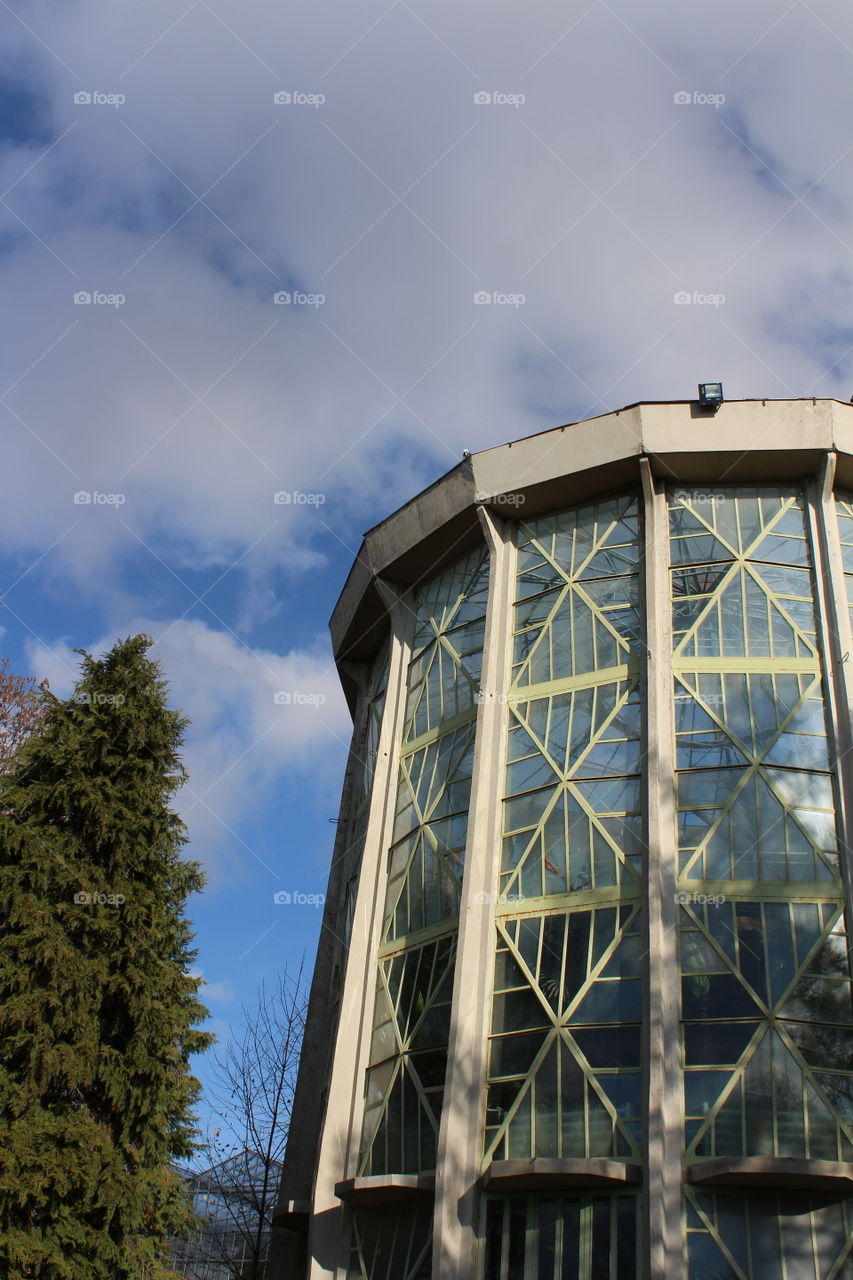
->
[195, 975, 237, 1007]
[25, 619, 351, 883]
[2, 0, 852, 601]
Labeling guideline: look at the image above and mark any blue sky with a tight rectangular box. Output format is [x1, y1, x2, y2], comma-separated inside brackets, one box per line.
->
[2, 0, 853, 1153]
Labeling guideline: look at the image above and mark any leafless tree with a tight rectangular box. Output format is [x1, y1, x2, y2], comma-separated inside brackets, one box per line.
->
[182, 965, 307, 1280]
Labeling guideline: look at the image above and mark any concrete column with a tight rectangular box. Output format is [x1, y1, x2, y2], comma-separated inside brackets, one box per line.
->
[307, 585, 413, 1279]
[432, 508, 513, 1280]
[807, 454, 853, 903]
[639, 458, 682, 1279]
[272, 660, 369, 1280]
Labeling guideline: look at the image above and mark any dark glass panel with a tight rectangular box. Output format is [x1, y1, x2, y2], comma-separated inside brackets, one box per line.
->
[681, 974, 763, 1021]
[571, 1025, 641, 1068]
[683, 1021, 760, 1066]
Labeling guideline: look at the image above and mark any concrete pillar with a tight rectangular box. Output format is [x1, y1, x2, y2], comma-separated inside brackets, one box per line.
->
[639, 458, 682, 1279]
[807, 453, 853, 907]
[307, 585, 412, 1278]
[432, 508, 513, 1280]
[271, 660, 369, 1280]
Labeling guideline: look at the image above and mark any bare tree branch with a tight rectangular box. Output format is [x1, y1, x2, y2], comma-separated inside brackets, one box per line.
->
[175, 965, 307, 1280]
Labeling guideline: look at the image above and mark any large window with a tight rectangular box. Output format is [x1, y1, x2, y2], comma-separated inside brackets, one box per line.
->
[483, 495, 645, 1188]
[671, 487, 853, 1274]
[479, 1193, 639, 1280]
[348, 1204, 432, 1280]
[343, 640, 390, 948]
[685, 1189, 853, 1278]
[670, 487, 853, 1165]
[358, 547, 489, 1180]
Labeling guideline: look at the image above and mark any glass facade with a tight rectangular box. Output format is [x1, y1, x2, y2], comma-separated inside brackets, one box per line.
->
[342, 641, 390, 949]
[348, 1204, 432, 1280]
[671, 487, 853, 1278]
[304, 450, 853, 1280]
[478, 496, 644, 1273]
[358, 548, 490, 1186]
[479, 1192, 639, 1280]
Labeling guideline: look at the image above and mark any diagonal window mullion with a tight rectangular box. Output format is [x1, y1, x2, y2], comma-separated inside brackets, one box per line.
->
[681, 760, 777, 880]
[742, 561, 819, 658]
[482, 1027, 560, 1166]
[773, 1020, 853, 1145]
[501, 785, 564, 898]
[686, 1024, 769, 1156]
[559, 907, 639, 1024]
[557, 1025, 639, 1156]
[686, 1190, 749, 1280]
[680, 904, 771, 1014]
[513, 582, 572, 688]
[673, 559, 742, 658]
[511, 681, 635, 785]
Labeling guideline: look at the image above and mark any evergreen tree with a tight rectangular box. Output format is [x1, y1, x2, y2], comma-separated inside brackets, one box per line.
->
[0, 636, 213, 1279]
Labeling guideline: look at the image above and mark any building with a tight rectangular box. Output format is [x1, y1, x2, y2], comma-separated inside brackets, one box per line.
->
[271, 397, 853, 1279]
[171, 1150, 282, 1279]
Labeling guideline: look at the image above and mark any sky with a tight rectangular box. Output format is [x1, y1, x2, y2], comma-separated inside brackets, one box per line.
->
[2, 0, 853, 1156]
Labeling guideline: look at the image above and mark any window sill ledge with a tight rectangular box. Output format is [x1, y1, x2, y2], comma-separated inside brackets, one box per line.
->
[334, 1174, 435, 1205]
[687, 1157, 853, 1192]
[483, 1158, 643, 1190]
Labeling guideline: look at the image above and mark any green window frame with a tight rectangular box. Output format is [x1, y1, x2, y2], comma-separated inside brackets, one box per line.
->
[669, 487, 853, 1170]
[359, 547, 490, 1177]
[483, 494, 645, 1172]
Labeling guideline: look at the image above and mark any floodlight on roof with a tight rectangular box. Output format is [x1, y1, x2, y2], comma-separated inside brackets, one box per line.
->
[698, 382, 724, 407]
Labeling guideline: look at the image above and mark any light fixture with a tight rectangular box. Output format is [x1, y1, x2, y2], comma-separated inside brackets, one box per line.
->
[698, 382, 724, 408]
